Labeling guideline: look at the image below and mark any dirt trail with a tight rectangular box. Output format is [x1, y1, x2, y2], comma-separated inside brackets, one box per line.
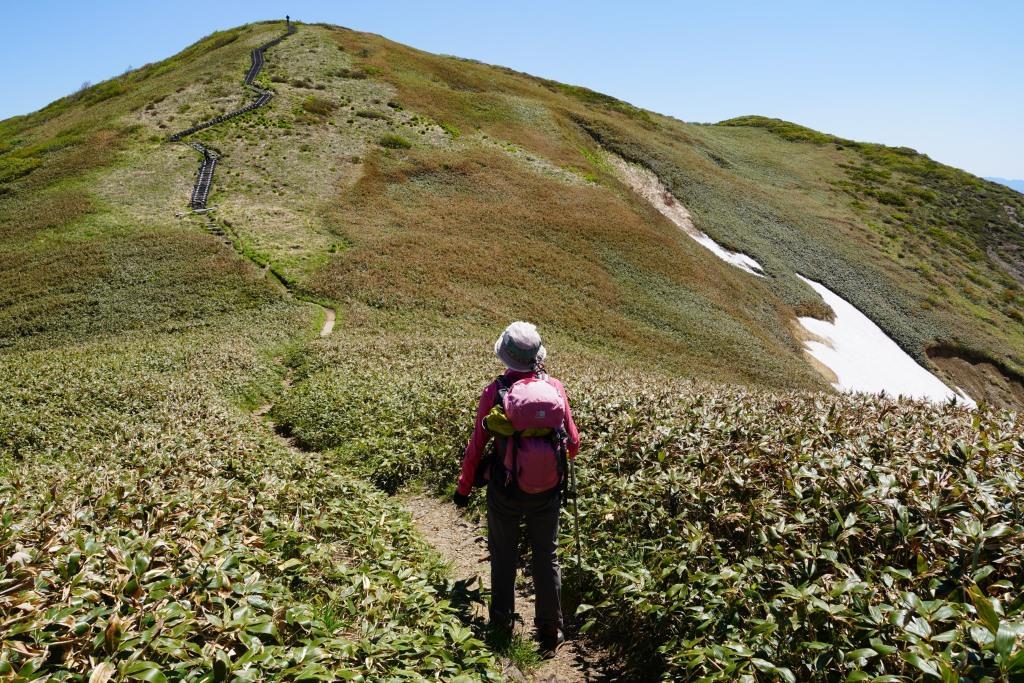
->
[320, 307, 336, 337]
[402, 495, 618, 682]
[256, 373, 615, 679]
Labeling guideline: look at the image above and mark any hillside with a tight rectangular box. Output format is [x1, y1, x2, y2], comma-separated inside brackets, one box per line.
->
[1, 20, 1023, 681]
[4, 20, 1023, 401]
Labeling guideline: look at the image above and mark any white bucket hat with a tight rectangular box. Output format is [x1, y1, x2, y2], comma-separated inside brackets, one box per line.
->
[494, 321, 547, 372]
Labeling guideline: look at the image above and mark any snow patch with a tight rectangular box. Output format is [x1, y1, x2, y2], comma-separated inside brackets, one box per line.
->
[796, 275, 975, 407]
[608, 154, 765, 276]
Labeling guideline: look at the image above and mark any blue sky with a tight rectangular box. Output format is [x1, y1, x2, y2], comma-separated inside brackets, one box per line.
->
[5, 1, 1022, 178]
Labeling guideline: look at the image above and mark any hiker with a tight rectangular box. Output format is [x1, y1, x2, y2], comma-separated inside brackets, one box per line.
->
[286, 15, 290, 25]
[453, 321, 580, 654]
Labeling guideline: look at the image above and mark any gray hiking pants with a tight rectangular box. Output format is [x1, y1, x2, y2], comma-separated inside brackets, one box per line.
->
[487, 483, 562, 635]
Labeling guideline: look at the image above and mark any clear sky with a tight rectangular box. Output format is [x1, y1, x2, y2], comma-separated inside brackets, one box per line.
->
[4, 1, 1022, 178]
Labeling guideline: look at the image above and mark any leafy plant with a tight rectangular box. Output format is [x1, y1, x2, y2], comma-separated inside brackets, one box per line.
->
[0, 324, 502, 681]
[275, 327, 1024, 680]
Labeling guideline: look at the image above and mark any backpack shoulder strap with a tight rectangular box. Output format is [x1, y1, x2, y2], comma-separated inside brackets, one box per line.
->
[494, 374, 514, 407]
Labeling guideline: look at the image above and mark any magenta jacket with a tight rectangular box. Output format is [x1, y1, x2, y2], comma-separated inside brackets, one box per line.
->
[457, 370, 580, 496]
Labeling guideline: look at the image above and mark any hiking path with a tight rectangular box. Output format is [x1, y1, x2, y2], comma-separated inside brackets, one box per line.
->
[402, 495, 619, 682]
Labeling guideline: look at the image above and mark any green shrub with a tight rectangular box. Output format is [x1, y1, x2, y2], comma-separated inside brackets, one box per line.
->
[275, 330, 1024, 681]
[0, 156, 41, 183]
[334, 67, 367, 79]
[869, 188, 907, 206]
[301, 95, 335, 117]
[378, 134, 411, 149]
[717, 116, 839, 144]
[0, 321, 502, 681]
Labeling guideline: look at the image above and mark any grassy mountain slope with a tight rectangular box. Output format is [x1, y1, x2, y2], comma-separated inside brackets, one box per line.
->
[7, 21, 1020, 398]
[1, 19, 1023, 681]
[339, 26, 1022, 388]
[0, 23, 503, 680]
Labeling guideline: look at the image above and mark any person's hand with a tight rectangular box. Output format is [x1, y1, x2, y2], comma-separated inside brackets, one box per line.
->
[452, 491, 470, 509]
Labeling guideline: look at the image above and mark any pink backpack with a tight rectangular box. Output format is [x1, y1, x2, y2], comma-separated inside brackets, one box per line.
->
[499, 376, 567, 494]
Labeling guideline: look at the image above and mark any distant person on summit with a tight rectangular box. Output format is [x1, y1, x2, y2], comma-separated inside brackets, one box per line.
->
[453, 321, 580, 655]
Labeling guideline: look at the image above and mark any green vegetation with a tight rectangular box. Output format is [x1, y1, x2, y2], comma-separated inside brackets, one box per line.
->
[355, 109, 387, 120]
[307, 143, 818, 389]
[0, 22, 503, 680]
[718, 115, 841, 144]
[2, 18, 1023, 682]
[0, 322, 501, 681]
[333, 67, 368, 80]
[577, 112, 1024, 395]
[439, 121, 461, 138]
[301, 95, 335, 117]
[326, 25, 1023, 404]
[273, 329, 1024, 681]
[541, 80, 653, 124]
[378, 133, 412, 149]
[716, 115, 1024, 352]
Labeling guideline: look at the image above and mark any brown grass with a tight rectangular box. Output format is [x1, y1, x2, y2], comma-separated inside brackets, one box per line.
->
[309, 146, 820, 388]
[0, 188, 93, 241]
[328, 29, 596, 170]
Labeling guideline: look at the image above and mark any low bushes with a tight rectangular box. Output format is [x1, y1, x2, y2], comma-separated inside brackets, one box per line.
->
[378, 133, 412, 149]
[301, 95, 335, 117]
[0, 328, 501, 681]
[276, 328, 1024, 680]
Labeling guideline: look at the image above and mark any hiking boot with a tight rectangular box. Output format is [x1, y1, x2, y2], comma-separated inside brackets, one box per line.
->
[487, 613, 516, 644]
[537, 628, 565, 657]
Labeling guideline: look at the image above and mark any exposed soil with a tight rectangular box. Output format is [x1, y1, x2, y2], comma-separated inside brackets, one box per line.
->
[401, 495, 621, 682]
[927, 345, 1024, 410]
[320, 307, 336, 337]
[606, 152, 765, 276]
[788, 319, 839, 386]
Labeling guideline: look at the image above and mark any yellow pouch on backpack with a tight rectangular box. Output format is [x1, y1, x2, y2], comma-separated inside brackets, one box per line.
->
[483, 405, 555, 438]
[483, 405, 516, 437]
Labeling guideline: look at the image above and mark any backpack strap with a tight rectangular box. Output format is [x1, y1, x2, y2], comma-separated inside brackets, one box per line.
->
[485, 375, 514, 490]
[560, 438, 570, 496]
[494, 374, 514, 408]
[511, 432, 522, 492]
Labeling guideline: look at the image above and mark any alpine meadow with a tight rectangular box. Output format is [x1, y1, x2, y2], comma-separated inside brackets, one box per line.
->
[1, 17, 1023, 683]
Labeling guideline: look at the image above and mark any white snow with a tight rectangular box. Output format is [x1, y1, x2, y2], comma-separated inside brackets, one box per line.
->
[608, 154, 765, 276]
[796, 275, 976, 406]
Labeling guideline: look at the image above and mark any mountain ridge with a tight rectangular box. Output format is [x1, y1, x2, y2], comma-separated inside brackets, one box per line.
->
[986, 176, 1024, 193]
[3, 21, 1024, 408]
[2, 20, 1023, 681]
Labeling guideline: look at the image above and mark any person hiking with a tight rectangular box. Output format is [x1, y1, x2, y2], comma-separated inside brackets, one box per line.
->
[452, 321, 580, 654]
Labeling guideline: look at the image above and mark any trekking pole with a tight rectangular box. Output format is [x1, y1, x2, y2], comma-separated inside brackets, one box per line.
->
[569, 458, 582, 571]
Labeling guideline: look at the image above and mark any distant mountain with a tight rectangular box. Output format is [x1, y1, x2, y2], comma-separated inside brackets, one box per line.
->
[986, 177, 1024, 193]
